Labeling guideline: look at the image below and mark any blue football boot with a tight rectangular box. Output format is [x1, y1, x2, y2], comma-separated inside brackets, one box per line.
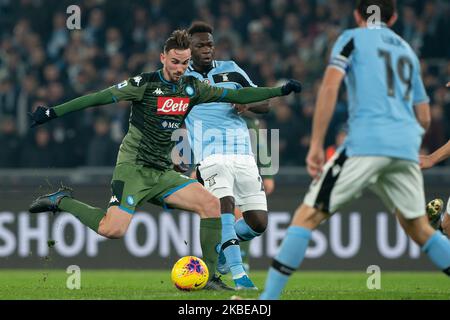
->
[234, 275, 258, 290]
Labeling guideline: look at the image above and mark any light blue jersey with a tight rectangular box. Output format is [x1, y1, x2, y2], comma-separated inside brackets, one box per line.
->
[184, 60, 257, 163]
[329, 25, 429, 162]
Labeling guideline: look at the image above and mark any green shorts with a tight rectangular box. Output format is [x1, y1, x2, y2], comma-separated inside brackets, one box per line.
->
[108, 163, 197, 214]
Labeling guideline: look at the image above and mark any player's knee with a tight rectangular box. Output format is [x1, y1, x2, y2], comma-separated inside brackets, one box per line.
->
[252, 218, 268, 234]
[244, 210, 268, 234]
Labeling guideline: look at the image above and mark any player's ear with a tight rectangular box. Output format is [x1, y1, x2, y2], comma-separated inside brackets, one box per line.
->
[353, 9, 363, 27]
[387, 12, 398, 27]
[160, 52, 166, 65]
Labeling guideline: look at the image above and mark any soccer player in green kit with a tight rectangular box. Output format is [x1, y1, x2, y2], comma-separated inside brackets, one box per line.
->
[28, 30, 302, 290]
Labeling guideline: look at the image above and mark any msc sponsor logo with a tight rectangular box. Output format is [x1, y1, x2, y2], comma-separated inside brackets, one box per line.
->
[160, 120, 181, 130]
[157, 97, 190, 115]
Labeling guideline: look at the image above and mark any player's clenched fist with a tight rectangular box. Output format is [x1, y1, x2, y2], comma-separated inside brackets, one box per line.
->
[419, 154, 435, 169]
[281, 79, 302, 95]
[306, 145, 325, 179]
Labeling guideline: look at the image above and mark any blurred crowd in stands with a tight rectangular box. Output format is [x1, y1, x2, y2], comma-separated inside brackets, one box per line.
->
[0, 0, 449, 168]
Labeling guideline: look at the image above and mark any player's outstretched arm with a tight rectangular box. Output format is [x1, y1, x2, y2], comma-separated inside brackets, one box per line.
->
[221, 79, 302, 104]
[29, 75, 147, 128]
[30, 89, 115, 128]
[420, 139, 450, 169]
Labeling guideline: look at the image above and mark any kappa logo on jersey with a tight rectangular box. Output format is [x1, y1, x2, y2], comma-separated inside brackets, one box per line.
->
[153, 88, 164, 95]
[109, 195, 119, 205]
[220, 73, 229, 82]
[157, 97, 190, 115]
[160, 120, 181, 130]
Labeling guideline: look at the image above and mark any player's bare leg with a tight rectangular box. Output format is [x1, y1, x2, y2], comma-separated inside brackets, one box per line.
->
[97, 206, 133, 239]
[291, 203, 330, 229]
[164, 182, 220, 218]
[396, 212, 435, 245]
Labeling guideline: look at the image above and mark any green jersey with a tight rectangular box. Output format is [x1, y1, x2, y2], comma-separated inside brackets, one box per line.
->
[53, 69, 286, 170]
[110, 70, 230, 169]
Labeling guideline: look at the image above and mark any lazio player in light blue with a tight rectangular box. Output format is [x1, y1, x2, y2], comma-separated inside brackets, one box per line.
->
[184, 22, 272, 291]
[260, 0, 450, 300]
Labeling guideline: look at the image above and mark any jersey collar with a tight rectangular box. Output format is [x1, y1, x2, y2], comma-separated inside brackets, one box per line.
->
[188, 60, 217, 75]
[157, 69, 178, 85]
[366, 22, 388, 29]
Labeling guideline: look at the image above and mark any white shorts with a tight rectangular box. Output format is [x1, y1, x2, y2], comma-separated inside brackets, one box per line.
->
[196, 154, 267, 212]
[303, 149, 426, 219]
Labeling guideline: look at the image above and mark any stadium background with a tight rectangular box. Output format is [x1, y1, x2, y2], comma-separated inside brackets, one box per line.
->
[0, 0, 449, 271]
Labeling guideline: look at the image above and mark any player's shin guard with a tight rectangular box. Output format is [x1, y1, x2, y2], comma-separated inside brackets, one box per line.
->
[59, 198, 104, 232]
[260, 226, 312, 300]
[422, 231, 450, 276]
[234, 218, 262, 241]
[221, 213, 246, 278]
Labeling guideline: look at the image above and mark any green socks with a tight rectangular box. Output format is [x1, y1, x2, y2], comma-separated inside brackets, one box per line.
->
[200, 217, 222, 280]
[59, 197, 105, 233]
[240, 240, 251, 267]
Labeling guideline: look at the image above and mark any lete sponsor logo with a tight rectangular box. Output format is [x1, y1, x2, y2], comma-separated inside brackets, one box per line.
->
[157, 97, 190, 115]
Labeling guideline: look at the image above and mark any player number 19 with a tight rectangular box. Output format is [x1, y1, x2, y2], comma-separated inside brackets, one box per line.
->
[378, 49, 413, 101]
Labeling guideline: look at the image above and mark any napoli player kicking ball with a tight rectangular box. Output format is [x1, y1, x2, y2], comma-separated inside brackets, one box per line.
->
[260, 0, 450, 300]
[27, 30, 302, 290]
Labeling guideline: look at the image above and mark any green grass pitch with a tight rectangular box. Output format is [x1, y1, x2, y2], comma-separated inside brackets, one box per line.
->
[0, 270, 448, 300]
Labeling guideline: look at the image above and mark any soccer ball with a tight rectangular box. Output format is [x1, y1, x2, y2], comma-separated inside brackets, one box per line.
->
[171, 256, 209, 291]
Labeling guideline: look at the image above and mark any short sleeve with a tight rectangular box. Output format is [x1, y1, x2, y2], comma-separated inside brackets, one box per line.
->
[108, 74, 148, 102]
[329, 30, 355, 74]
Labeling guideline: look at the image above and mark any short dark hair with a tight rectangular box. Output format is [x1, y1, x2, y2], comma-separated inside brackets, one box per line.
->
[356, 0, 396, 23]
[164, 29, 190, 53]
[187, 21, 213, 36]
